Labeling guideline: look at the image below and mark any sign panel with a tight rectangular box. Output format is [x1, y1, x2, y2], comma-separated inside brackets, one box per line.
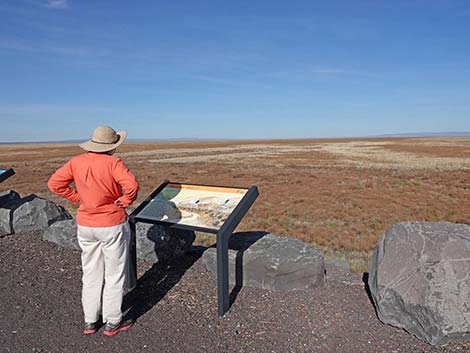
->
[135, 183, 248, 232]
[0, 168, 15, 183]
[130, 180, 259, 316]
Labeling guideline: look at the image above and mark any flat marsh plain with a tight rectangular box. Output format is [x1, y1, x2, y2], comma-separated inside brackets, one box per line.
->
[2, 137, 470, 271]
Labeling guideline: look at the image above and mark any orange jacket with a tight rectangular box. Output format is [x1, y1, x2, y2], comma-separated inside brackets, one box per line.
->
[48, 152, 139, 227]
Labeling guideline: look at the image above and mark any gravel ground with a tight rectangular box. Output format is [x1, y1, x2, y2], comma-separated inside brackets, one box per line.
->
[0, 232, 469, 353]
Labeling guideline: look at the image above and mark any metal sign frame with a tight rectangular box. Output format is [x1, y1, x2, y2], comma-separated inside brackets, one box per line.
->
[0, 168, 15, 183]
[128, 180, 259, 316]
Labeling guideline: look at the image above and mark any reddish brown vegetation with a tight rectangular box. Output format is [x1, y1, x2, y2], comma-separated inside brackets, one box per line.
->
[2, 137, 470, 270]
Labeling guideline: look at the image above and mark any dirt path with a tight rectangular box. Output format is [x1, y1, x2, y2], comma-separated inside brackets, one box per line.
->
[0, 232, 466, 353]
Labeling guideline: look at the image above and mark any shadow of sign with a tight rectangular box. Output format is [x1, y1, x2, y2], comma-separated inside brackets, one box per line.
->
[123, 230, 267, 321]
[145, 223, 195, 264]
[122, 239, 202, 323]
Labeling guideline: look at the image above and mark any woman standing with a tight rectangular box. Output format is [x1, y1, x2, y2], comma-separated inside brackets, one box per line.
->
[48, 125, 139, 336]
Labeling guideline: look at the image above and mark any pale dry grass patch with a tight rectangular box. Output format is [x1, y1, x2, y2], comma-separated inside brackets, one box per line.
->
[319, 141, 470, 171]
[408, 137, 470, 147]
[138, 144, 322, 164]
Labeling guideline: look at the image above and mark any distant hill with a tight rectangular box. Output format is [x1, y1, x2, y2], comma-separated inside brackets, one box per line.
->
[374, 132, 470, 138]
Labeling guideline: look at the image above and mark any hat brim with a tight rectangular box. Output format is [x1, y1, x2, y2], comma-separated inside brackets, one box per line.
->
[79, 130, 127, 152]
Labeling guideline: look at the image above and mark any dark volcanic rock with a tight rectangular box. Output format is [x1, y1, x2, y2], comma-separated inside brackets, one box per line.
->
[0, 208, 11, 237]
[12, 194, 72, 233]
[202, 232, 325, 291]
[43, 219, 79, 250]
[135, 222, 195, 263]
[368, 222, 470, 345]
[0, 190, 22, 237]
[0, 189, 21, 207]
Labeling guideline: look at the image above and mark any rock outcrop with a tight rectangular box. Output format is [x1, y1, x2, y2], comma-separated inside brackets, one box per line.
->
[202, 232, 325, 291]
[43, 219, 79, 250]
[135, 222, 195, 263]
[12, 194, 72, 233]
[1, 191, 71, 236]
[368, 222, 470, 345]
[0, 190, 22, 237]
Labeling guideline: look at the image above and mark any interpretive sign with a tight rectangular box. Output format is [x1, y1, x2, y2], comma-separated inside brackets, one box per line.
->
[135, 183, 248, 232]
[0, 168, 15, 183]
[130, 180, 259, 316]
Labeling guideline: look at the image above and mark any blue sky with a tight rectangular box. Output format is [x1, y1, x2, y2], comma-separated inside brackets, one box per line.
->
[1, 0, 469, 142]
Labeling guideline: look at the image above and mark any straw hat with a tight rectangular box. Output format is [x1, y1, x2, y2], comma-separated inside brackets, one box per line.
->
[79, 125, 127, 152]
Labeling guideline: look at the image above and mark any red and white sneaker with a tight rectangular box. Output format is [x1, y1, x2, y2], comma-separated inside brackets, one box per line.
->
[83, 318, 103, 335]
[102, 319, 134, 336]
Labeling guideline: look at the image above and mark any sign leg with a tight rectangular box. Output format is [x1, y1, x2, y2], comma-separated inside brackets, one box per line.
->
[216, 231, 230, 316]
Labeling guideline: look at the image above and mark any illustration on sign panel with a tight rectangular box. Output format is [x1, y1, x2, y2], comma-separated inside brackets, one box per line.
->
[137, 183, 248, 231]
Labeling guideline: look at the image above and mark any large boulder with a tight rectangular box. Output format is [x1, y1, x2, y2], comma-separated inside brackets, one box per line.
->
[43, 219, 79, 250]
[368, 222, 470, 345]
[0, 190, 22, 237]
[202, 232, 325, 291]
[12, 194, 72, 233]
[135, 222, 195, 263]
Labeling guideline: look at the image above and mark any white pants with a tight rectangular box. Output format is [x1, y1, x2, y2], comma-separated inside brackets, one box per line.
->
[77, 221, 130, 324]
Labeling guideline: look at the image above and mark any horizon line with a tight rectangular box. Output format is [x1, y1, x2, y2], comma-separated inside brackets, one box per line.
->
[1, 131, 470, 145]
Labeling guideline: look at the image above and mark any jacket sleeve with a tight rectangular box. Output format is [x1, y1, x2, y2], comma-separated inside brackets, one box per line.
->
[47, 160, 80, 204]
[113, 159, 139, 207]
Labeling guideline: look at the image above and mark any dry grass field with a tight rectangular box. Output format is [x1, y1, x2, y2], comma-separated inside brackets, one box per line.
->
[2, 137, 470, 271]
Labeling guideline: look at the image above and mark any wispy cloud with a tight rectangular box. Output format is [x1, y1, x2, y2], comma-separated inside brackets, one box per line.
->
[270, 67, 378, 82]
[0, 37, 110, 58]
[310, 67, 377, 78]
[0, 103, 119, 121]
[311, 68, 350, 75]
[44, 0, 68, 10]
[0, 104, 116, 115]
[13, 18, 66, 33]
[185, 74, 273, 89]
